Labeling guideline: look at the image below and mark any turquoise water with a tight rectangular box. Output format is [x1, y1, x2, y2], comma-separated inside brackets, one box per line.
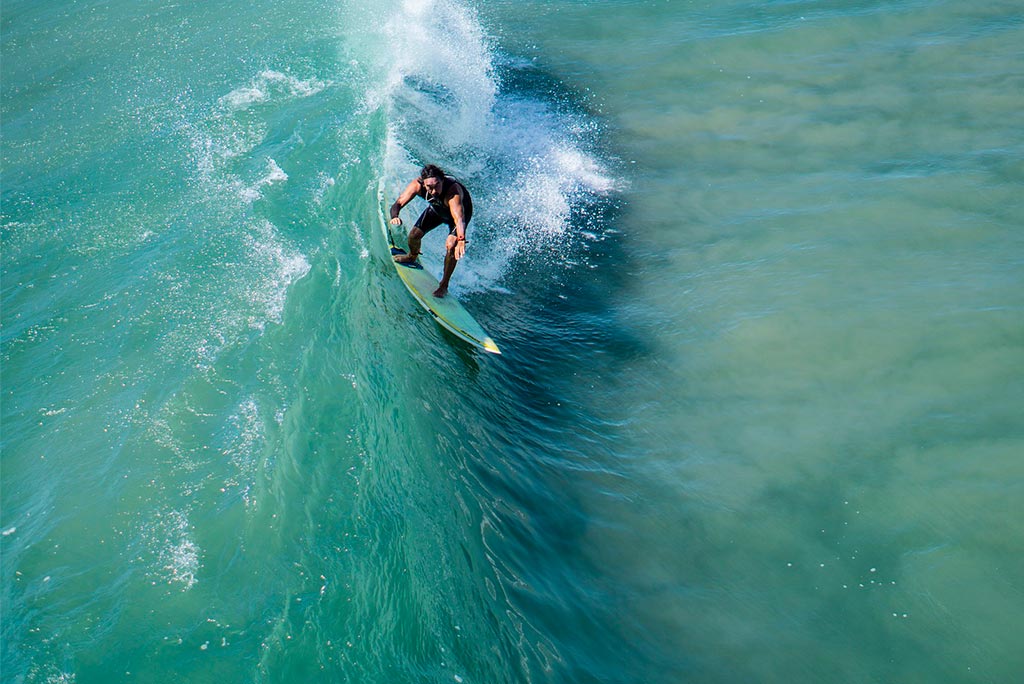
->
[3, 0, 1022, 682]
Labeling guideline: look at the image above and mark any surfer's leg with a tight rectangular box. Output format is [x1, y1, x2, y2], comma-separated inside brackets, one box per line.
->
[433, 234, 458, 298]
[394, 226, 424, 264]
[397, 209, 442, 264]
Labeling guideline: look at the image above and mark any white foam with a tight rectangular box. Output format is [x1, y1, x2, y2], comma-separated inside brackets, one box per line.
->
[262, 69, 326, 95]
[381, 0, 497, 158]
[219, 70, 328, 112]
[552, 146, 616, 195]
[25, 664, 75, 684]
[223, 398, 265, 505]
[141, 509, 200, 590]
[240, 158, 289, 202]
[348, 219, 370, 259]
[313, 172, 336, 206]
[221, 85, 268, 111]
[386, 0, 496, 131]
[265, 158, 288, 183]
[244, 220, 311, 329]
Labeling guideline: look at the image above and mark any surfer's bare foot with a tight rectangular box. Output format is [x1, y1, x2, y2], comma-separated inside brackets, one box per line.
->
[433, 286, 448, 298]
[393, 252, 419, 264]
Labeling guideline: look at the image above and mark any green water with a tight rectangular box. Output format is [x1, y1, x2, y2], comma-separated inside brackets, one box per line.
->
[3, 0, 1023, 682]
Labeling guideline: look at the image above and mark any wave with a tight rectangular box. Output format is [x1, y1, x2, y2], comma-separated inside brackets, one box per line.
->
[365, 0, 619, 293]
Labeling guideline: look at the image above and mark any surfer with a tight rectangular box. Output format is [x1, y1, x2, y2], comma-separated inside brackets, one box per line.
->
[389, 164, 473, 298]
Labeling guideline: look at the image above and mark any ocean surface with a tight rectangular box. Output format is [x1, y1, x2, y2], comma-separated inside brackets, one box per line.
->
[3, 0, 1022, 682]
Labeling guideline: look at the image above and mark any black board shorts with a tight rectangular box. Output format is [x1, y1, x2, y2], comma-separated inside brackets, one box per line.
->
[414, 200, 473, 235]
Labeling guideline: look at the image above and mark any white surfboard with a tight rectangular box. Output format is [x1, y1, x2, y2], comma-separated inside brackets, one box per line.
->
[378, 193, 501, 354]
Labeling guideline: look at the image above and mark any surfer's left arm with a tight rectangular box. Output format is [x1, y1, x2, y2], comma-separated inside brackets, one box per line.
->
[448, 194, 468, 260]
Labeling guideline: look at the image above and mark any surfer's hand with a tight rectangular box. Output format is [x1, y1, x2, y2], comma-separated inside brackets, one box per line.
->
[454, 241, 466, 260]
[390, 217, 402, 226]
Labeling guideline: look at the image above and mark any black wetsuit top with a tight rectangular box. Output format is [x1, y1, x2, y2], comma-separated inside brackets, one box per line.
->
[417, 176, 473, 227]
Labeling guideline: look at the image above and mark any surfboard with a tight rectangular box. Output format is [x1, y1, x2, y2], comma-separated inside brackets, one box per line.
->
[377, 193, 501, 355]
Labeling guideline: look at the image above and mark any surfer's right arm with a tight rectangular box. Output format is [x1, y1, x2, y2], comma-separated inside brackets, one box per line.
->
[389, 179, 423, 226]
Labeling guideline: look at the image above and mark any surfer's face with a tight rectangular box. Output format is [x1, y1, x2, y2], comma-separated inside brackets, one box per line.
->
[423, 178, 442, 198]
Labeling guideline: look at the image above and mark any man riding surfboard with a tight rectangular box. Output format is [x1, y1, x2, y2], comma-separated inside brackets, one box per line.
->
[389, 164, 472, 298]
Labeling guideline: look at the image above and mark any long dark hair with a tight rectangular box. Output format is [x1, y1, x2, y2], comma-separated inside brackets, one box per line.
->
[419, 164, 446, 181]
